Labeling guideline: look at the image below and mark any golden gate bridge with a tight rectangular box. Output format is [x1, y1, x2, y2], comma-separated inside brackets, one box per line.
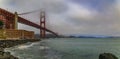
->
[0, 8, 58, 38]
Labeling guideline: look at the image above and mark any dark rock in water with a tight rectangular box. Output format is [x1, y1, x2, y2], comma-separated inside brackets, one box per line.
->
[99, 53, 118, 59]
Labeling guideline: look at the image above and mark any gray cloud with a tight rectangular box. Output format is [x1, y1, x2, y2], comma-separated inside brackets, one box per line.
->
[62, 2, 120, 36]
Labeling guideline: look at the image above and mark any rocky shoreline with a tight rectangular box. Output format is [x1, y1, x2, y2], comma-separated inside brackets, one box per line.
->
[0, 39, 118, 59]
[0, 39, 40, 59]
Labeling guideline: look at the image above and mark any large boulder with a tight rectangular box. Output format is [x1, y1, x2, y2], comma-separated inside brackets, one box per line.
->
[99, 53, 118, 59]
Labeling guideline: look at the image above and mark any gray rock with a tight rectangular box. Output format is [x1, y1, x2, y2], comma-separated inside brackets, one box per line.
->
[99, 53, 118, 59]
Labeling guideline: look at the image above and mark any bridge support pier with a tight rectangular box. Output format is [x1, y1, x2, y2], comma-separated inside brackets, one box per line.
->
[40, 11, 46, 38]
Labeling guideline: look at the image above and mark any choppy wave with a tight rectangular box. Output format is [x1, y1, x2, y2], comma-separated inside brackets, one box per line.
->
[17, 44, 34, 50]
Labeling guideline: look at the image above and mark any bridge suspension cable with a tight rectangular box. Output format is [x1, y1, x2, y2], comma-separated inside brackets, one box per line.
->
[18, 9, 40, 15]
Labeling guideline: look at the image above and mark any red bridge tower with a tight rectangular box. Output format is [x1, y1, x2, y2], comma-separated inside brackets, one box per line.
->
[40, 11, 46, 38]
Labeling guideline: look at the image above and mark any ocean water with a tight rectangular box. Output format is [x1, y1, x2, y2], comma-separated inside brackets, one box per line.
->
[4, 38, 120, 59]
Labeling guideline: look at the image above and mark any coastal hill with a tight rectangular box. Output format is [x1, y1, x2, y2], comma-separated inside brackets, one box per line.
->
[68, 35, 119, 38]
[35, 34, 120, 38]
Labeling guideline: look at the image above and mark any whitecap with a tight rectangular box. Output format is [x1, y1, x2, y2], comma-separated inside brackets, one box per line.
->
[17, 43, 36, 50]
[39, 46, 50, 50]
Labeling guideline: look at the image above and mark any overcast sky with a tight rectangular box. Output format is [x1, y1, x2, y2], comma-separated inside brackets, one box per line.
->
[0, 0, 120, 36]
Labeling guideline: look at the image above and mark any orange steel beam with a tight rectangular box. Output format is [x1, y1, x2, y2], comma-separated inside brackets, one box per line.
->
[0, 8, 58, 36]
